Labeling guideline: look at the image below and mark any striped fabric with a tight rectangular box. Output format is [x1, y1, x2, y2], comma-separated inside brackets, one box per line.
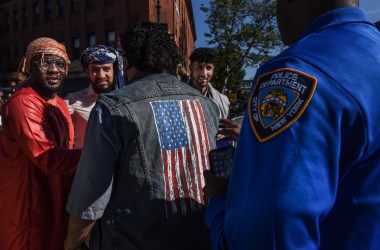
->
[151, 100, 210, 218]
[24, 37, 70, 74]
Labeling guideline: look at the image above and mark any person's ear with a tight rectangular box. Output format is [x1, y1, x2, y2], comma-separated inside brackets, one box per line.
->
[84, 67, 89, 77]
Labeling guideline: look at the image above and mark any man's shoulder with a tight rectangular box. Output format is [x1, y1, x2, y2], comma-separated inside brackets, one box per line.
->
[65, 88, 88, 101]
[219, 91, 230, 103]
[215, 90, 230, 106]
[64, 87, 94, 109]
[98, 74, 218, 115]
[4, 88, 44, 114]
[105, 73, 202, 100]
[208, 84, 230, 102]
[56, 95, 69, 106]
[8, 87, 39, 103]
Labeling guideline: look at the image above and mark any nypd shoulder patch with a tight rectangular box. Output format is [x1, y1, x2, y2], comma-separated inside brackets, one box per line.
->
[248, 68, 317, 142]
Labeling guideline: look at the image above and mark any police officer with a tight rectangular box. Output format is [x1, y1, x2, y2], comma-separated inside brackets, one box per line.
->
[204, 0, 380, 249]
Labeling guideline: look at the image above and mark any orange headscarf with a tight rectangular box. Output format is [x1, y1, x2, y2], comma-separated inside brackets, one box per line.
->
[24, 37, 70, 74]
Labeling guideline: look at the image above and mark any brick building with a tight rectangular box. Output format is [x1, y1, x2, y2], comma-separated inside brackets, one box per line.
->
[0, 0, 196, 85]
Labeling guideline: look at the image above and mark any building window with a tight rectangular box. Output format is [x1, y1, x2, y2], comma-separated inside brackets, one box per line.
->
[87, 0, 96, 9]
[22, 7, 28, 28]
[71, 0, 79, 13]
[33, 3, 40, 24]
[57, 0, 64, 17]
[72, 37, 80, 59]
[106, 30, 115, 47]
[88, 34, 96, 46]
[13, 10, 19, 30]
[45, 0, 52, 20]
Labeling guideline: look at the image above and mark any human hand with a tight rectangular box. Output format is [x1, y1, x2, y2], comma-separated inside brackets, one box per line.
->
[203, 170, 229, 199]
[218, 118, 241, 142]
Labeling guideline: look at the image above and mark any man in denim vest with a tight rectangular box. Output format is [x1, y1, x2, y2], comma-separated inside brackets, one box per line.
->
[65, 22, 219, 250]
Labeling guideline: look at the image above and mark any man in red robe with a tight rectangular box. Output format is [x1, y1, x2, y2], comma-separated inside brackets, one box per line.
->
[0, 37, 82, 250]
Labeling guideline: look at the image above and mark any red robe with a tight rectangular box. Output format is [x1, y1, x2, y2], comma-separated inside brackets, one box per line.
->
[0, 87, 81, 250]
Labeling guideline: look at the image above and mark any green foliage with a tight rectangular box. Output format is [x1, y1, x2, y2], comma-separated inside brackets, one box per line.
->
[201, 0, 283, 91]
[212, 50, 246, 91]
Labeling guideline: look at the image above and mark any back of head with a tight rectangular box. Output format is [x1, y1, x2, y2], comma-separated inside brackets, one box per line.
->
[189, 47, 215, 64]
[120, 22, 180, 74]
[277, 0, 359, 45]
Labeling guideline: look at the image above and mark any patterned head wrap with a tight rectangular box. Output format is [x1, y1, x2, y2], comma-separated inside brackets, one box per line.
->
[80, 45, 125, 88]
[24, 37, 70, 74]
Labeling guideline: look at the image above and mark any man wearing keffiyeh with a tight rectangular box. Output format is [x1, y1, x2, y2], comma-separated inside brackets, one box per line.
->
[0, 37, 82, 250]
[65, 45, 125, 149]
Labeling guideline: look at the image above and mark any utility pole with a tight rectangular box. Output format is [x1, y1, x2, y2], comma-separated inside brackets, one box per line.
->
[156, 0, 161, 24]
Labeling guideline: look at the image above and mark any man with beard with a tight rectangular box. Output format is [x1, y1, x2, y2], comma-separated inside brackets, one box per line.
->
[65, 45, 124, 148]
[189, 47, 230, 119]
[189, 48, 240, 146]
[0, 37, 82, 250]
[64, 22, 219, 250]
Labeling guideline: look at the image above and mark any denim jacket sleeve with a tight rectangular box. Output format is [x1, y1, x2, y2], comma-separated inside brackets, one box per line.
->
[66, 102, 122, 220]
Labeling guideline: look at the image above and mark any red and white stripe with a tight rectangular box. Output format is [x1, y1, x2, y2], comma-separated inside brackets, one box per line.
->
[162, 100, 210, 217]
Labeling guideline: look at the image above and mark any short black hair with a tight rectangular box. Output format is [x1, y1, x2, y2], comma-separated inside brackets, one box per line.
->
[189, 47, 215, 64]
[120, 22, 180, 73]
[376, 21, 380, 31]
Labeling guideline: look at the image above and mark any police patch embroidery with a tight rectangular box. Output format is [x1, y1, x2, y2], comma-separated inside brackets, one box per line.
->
[249, 68, 317, 142]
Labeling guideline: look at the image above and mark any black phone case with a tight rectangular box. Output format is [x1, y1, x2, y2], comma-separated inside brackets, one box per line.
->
[209, 146, 235, 177]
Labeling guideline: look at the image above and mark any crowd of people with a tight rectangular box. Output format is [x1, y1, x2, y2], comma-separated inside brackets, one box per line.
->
[0, 0, 380, 249]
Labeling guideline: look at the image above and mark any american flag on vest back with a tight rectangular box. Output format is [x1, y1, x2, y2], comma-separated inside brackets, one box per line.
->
[150, 99, 210, 218]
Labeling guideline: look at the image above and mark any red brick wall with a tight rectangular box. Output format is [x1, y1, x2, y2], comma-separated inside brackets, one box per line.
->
[0, 0, 195, 77]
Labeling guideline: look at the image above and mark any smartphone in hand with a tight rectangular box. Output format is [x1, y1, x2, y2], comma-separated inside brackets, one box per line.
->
[209, 146, 235, 177]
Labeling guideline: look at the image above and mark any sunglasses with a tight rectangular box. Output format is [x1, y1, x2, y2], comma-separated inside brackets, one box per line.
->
[31, 57, 67, 71]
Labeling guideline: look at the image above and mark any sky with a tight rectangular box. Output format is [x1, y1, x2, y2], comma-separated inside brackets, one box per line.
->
[191, 0, 380, 79]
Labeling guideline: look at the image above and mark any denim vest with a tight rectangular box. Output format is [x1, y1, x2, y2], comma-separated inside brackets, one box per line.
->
[91, 72, 219, 250]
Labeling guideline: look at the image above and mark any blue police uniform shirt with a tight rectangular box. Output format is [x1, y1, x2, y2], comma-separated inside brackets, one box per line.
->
[206, 7, 380, 250]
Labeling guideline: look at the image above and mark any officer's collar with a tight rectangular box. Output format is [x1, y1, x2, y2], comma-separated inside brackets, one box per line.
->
[300, 7, 370, 41]
[127, 71, 153, 85]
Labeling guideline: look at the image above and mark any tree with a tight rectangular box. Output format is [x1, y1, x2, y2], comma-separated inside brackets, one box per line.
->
[212, 49, 246, 91]
[201, 0, 283, 92]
